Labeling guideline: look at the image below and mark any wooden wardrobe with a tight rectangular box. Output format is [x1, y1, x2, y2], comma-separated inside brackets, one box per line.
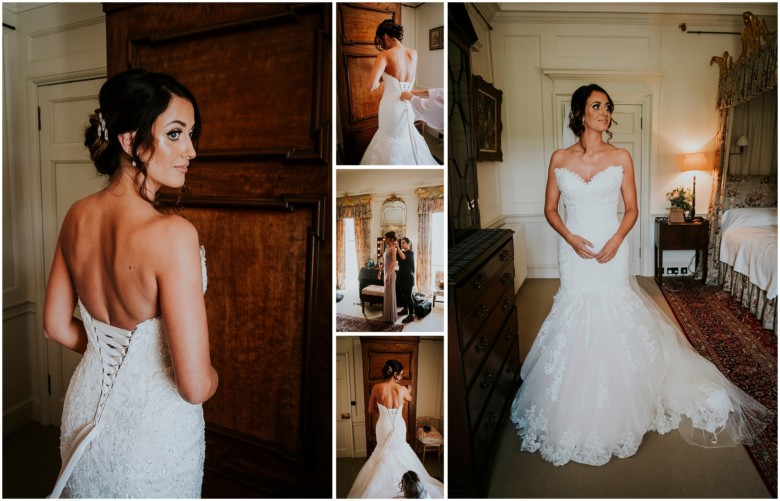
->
[103, 4, 331, 497]
[360, 336, 419, 455]
[336, 2, 402, 164]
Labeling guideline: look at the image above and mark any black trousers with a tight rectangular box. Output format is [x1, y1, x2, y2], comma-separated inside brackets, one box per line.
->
[396, 274, 415, 313]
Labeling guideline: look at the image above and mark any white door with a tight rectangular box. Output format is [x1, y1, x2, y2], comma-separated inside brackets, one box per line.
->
[336, 353, 354, 458]
[39, 78, 105, 426]
[559, 100, 645, 275]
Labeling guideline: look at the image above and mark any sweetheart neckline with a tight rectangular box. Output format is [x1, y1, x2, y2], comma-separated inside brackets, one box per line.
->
[554, 165, 623, 185]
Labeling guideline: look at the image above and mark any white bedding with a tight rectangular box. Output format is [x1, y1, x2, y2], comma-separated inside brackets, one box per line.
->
[719, 208, 778, 299]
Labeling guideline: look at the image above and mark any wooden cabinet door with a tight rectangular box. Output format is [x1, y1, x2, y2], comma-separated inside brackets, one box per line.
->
[360, 336, 419, 455]
[336, 2, 401, 164]
[104, 4, 331, 497]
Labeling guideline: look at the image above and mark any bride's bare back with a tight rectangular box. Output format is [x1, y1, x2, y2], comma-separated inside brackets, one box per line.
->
[368, 45, 417, 90]
[369, 380, 412, 412]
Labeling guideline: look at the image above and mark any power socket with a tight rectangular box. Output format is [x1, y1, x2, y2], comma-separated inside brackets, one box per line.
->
[667, 267, 679, 275]
[681, 267, 688, 275]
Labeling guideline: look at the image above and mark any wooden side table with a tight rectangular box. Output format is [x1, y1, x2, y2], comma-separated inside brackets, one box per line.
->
[654, 217, 709, 284]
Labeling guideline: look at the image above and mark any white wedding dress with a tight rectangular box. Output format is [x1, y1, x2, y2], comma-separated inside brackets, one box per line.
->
[360, 73, 438, 166]
[510, 166, 772, 466]
[50, 248, 209, 498]
[347, 403, 444, 498]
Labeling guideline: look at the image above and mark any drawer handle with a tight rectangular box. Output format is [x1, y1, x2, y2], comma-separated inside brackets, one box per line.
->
[501, 272, 512, 285]
[475, 304, 488, 319]
[480, 373, 494, 390]
[504, 328, 515, 341]
[484, 411, 497, 430]
[475, 336, 488, 353]
[500, 249, 510, 262]
[502, 300, 512, 311]
[473, 273, 487, 290]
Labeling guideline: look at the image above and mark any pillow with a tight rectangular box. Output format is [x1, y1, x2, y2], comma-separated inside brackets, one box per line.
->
[721, 208, 778, 234]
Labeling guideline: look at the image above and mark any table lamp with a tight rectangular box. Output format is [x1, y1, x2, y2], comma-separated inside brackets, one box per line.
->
[682, 153, 707, 221]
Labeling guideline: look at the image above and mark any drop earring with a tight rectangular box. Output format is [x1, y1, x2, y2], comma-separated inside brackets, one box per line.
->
[132, 160, 137, 167]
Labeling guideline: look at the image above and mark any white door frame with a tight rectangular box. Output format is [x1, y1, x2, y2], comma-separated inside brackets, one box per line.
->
[29, 70, 105, 425]
[547, 74, 658, 276]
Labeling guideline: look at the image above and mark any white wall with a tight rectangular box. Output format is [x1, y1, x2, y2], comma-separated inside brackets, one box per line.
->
[468, 3, 776, 277]
[411, 3, 444, 91]
[2, 3, 106, 432]
[335, 336, 444, 458]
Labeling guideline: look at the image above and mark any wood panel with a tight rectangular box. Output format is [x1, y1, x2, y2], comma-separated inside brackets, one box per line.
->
[336, 2, 401, 164]
[105, 3, 331, 497]
[360, 336, 419, 455]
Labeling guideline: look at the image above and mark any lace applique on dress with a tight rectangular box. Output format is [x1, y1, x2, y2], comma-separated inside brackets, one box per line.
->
[359, 73, 438, 166]
[510, 166, 773, 466]
[51, 248, 209, 498]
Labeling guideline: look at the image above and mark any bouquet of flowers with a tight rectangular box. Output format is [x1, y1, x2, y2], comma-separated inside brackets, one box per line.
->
[666, 186, 692, 211]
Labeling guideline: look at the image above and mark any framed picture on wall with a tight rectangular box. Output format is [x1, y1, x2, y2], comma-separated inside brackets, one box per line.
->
[429, 26, 443, 50]
[474, 75, 503, 162]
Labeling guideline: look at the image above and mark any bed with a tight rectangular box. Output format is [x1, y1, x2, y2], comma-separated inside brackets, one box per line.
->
[718, 175, 778, 332]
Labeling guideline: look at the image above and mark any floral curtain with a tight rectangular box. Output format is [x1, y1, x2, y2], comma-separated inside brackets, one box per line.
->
[705, 106, 732, 285]
[715, 37, 777, 110]
[336, 196, 372, 291]
[707, 16, 777, 286]
[416, 189, 444, 297]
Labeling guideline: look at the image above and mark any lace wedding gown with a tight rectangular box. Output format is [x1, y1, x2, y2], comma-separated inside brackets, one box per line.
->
[510, 166, 772, 466]
[347, 403, 443, 498]
[360, 73, 438, 166]
[50, 247, 209, 498]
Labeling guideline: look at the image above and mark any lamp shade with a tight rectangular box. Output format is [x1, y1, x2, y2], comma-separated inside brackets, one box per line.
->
[682, 152, 707, 171]
[736, 135, 749, 147]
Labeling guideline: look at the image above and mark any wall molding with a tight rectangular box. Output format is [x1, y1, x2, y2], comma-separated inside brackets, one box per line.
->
[3, 300, 36, 320]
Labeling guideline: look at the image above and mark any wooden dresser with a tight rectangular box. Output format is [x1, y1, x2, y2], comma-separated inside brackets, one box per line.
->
[448, 229, 521, 497]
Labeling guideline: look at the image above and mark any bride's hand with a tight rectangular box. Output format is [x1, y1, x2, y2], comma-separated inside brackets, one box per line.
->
[566, 235, 596, 259]
[595, 236, 622, 263]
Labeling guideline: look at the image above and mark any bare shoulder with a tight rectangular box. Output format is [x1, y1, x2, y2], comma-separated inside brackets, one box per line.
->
[611, 147, 634, 170]
[146, 214, 200, 260]
[549, 148, 570, 170]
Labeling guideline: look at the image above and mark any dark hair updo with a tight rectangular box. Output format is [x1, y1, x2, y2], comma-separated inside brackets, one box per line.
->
[568, 83, 616, 141]
[399, 471, 424, 498]
[401, 237, 412, 249]
[385, 231, 398, 242]
[381, 359, 404, 379]
[85, 69, 201, 201]
[375, 19, 404, 51]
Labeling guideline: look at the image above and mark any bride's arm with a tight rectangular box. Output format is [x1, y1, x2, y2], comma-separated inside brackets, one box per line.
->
[594, 150, 638, 263]
[544, 151, 596, 259]
[43, 239, 88, 354]
[367, 53, 387, 91]
[157, 217, 218, 405]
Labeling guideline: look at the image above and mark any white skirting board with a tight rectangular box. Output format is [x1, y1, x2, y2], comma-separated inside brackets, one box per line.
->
[502, 222, 528, 293]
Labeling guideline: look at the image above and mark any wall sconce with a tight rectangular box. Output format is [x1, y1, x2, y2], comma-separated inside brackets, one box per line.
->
[730, 135, 749, 155]
[682, 153, 707, 221]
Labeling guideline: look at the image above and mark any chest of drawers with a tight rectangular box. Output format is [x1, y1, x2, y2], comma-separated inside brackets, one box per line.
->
[448, 229, 521, 497]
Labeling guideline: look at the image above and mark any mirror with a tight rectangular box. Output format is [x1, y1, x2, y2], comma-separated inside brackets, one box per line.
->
[381, 194, 406, 238]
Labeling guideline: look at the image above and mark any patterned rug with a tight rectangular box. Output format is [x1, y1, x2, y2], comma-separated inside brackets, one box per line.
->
[336, 314, 404, 333]
[660, 278, 777, 497]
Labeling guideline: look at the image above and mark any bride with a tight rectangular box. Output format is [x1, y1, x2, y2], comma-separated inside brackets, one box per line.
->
[360, 19, 438, 166]
[43, 69, 218, 497]
[510, 83, 773, 467]
[347, 360, 443, 498]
